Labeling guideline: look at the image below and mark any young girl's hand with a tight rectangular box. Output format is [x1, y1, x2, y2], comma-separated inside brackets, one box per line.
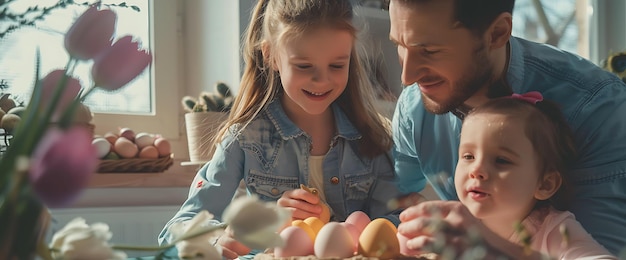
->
[277, 188, 323, 221]
[397, 200, 538, 259]
[215, 226, 252, 259]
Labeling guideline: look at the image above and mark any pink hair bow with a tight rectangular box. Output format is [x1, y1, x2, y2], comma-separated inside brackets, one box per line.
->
[510, 91, 543, 104]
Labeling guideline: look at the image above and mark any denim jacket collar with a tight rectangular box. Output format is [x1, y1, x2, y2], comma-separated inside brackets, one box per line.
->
[506, 37, 525, 93]
[264, 99, 361, 141]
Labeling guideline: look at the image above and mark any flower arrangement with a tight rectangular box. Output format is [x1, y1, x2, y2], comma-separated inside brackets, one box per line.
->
[49, 195, 290, 260]
[0, 2, 151, 259]
[0, 0, 139, 39]
[0, 3, 291, 259]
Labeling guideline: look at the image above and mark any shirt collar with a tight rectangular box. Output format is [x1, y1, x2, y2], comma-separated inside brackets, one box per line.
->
[506, 36, 525, 93]
[264, 99, 361, 141]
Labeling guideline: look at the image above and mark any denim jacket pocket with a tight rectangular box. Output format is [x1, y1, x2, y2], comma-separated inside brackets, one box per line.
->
[344, 172, 374, 201]
[246, 169, 299, 200]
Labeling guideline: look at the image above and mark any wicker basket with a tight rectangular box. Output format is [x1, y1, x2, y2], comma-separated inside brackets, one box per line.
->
[97, 154, 174, 173]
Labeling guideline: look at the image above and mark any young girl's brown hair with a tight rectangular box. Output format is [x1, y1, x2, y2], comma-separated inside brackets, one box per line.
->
[214, 0, 392, 158]
[465, 97, 578, 210]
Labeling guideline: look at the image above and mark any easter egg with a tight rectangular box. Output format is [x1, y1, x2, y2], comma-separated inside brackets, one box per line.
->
[314, 222, 355, 258]
[292, 219, 316, 243]
[114, 137, 138, 158]
[138, 145, 159, 159]
[345, 210, 371, 234]
[358, 218, 401, 259]
[104, 132, 118, 144]
[91, 137, 111, 159]
[154, 137, 171, 157]
[340, 222, 360, 254]
[134, 132, 156, 149]
[304, 217, 325, 236]
[275, 226, 314, 257]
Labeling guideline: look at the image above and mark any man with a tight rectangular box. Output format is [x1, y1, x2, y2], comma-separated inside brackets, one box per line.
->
[388, 0, 626, 256]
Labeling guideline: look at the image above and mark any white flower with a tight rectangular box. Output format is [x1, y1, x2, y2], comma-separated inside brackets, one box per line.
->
[222, 195, 291, 250]
[169, 210, 224, 260]
[50, 217, 127, 260]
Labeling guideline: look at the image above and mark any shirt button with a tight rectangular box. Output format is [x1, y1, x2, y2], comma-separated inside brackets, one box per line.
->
[271, 188, 279, 195]
[330, 177, 339, 185]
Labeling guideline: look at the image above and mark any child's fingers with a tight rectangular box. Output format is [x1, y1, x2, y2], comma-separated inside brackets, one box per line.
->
[398, 216, 449, 237]
[218, 234, 251, 259]
[281, 188, 320, 204]
[405, 235, 435, 253]
[399, 200, 459, 222]
[277, 195, 322, 221]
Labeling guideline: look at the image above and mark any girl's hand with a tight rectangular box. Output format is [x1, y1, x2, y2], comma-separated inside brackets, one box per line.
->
[277, 188, 323, 221]
[398, 200, 482, 253]
[397, 200, 540, 259]
[216, 226, 251, 259]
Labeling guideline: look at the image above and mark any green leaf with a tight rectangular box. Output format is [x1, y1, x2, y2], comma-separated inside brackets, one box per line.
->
[201, 93, 220, 112]
[215, 82, 232, 98]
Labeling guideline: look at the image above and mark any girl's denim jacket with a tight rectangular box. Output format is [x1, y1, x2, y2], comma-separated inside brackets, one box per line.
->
[159, 99, 401, 245]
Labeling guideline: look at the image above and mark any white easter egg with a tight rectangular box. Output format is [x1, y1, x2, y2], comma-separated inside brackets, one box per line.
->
[134, 132, 156, 149]
[314, 222, 355, 258]
[91, 137, 111, 159]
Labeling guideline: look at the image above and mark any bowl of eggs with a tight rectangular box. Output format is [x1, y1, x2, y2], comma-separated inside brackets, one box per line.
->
[92, 127, 173, 173]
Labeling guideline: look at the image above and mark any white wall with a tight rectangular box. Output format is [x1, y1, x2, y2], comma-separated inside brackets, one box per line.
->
[183, 0, 242, 95]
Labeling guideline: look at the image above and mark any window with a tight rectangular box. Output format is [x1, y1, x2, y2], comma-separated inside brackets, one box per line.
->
[512, 0, 626, 65]
[0, 0, 182, 139]
[1, 0, 149, 112]
[512, 0, 588, 58]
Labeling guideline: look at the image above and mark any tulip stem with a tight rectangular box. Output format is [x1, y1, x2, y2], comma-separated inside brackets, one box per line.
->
[79, 84, 98, 102]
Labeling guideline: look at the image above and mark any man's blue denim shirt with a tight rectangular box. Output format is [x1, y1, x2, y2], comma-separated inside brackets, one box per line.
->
[159, 99, 400, 245]
[392, 36, 626, 253]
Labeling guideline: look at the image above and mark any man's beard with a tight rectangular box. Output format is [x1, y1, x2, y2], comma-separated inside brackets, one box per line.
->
[421, 43, 497, 115]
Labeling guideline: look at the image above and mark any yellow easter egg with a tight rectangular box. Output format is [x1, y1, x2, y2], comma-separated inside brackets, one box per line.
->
[319, 203, 331, 224]
[292, 219, 316, 243]
[358, 218, 401, 259]
[304, 217, 325, 236]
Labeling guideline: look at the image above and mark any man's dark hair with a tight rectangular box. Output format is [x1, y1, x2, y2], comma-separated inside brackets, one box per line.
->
[385, 0, 515, 36]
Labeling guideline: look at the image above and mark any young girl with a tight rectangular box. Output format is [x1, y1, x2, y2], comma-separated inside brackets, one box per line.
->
[452, 92, 615, 259]
[159, 0, 400, 258]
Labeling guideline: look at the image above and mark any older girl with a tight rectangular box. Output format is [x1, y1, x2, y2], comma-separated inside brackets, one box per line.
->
[160, 0, 400, 258]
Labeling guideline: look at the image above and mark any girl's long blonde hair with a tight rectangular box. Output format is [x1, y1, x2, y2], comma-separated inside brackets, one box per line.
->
[215, 0, 392, 158]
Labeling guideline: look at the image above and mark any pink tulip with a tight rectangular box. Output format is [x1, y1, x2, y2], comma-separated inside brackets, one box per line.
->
[91, 35, 152, 91]
[40, 70, 82, 121]
[64, 5, 117, 60]
[29, 126, 99, 208]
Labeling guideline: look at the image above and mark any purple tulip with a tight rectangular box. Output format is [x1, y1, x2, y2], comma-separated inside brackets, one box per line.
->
[64, 5, 117, 60]
[91, 35, 152, 91]
[29, 126, 99, 208]
[40, 70, 82, 121]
